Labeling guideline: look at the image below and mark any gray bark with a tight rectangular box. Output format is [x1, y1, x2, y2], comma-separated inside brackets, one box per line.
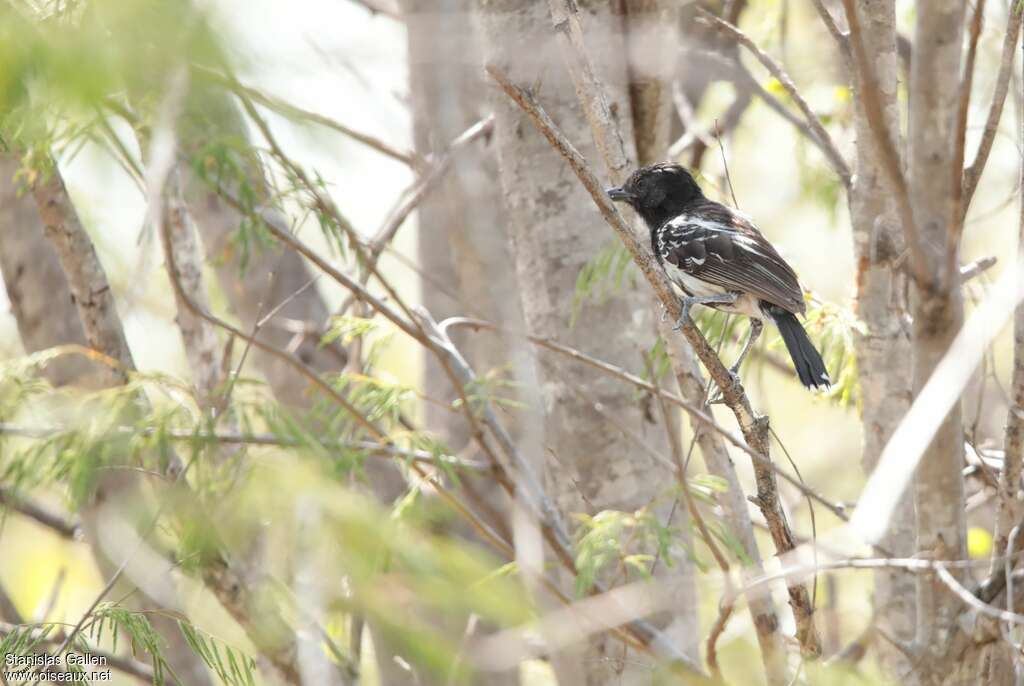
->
[623, 0, 703, 672]
[845, 0, 917, 672]
[476, 2, 689, 682]
[31, 168, 135, 387]
[161, 167, 227, 414]
[403, 0, 523, 457]
[401, 3, 523, 683]
[30, 162, 309, 684]
[0, 157, 214, 686]
[906, 1, 967, 672]
[178, 79, 407, 504]
[0, 156, 101, 387]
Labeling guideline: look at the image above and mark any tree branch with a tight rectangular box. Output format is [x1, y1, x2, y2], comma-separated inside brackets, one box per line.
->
[0, 487, 81, 540]
[694, 8, 851, 190]
[962, 3, 1024, 217]
[839, 0, 930, 288]
[951, 0, 986, 232]
[193, 65, 421, 169]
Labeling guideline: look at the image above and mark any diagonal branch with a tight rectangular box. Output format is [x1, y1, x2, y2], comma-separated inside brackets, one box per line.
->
[694, 8, 851, 189]
[444, 316, 848, 520]
[962, 2, 1024, 217]
[950, 0, 986, 233]
[536, 4, 820, 658]
[808, 0, 850, 59]
[193, 65, 421, 169]
[0, 487, 81, 540]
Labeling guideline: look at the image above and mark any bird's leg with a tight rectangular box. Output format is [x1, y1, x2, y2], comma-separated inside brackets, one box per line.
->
[709, 319, 762, 405]
[730, 319, 763, 374]
[673, 293, 738, 331]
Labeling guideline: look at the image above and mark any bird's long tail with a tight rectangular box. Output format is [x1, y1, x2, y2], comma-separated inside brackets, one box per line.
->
[769, 308, 830, 390]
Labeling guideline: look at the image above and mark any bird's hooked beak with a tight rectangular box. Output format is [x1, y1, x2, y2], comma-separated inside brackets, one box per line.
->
[606, 186, 633, 203]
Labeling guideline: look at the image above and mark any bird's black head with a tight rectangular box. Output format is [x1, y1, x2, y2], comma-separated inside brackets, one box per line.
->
[606, 164, 705, 229]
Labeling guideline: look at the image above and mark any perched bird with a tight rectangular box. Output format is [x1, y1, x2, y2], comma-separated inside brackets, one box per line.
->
[607, 163, 829, 390]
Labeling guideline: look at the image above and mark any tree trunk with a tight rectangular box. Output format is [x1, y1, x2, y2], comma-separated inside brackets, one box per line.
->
[0, 156, 102, 387]
[401, 3, 523, 682]
[844, 1, 917, 673]
[402, 0, 522, 472]
[476, 1, 693, 682]
[0, 156, 215, 686]
[906, 0, 967, 677]
[178, 79, 408, 504]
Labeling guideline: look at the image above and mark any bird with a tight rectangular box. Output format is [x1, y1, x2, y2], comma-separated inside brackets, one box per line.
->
[606, 163, 829, 391]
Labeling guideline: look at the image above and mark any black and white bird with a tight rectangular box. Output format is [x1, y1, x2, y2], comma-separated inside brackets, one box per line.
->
[607, 163, 829, 390]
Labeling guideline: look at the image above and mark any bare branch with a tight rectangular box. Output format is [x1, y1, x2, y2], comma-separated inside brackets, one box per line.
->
[694, 8, 851, 189]
[808, 0, 850, 58]
[839, 0, 931, 288]
[447, 315, 848, 520]
[368, 116, 494, 266]
[0, 155, 100, 387]
[960, 256, 998, 283]
[31, 169, 135, 387]
[194, 65, 421, 168]
[951, 0, 986, 230]
[962, 3, 1024, 216]
[159, 167, 227, 413]
[994, 90, 1024, 579]
[673, 47, 839, 179]
[0, 487, 80, 540]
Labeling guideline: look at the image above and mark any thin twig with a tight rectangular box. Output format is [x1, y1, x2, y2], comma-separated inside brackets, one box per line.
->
[695, 8, 851, 189]
[714, 119, 739, 208]
[808, 0, 850, 58]
[193, 65, 421, 169]
[0, 423, 487, 470]
[338, 115, 495, 314]
[960, 256, 998, 283]
[678, 46, 845, 175]
[0, 487, 80, 540]
[963, 3, 1024, 215]
[951, 0, 987, 233]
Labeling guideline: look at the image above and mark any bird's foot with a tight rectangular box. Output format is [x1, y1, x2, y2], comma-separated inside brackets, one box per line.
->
[672, 299, 694, 331]
[708, 368, 742, 405]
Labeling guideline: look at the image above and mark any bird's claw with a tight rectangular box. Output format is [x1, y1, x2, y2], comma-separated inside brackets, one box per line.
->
[672, 300, 693, 331]
[708, 369, 742, 404]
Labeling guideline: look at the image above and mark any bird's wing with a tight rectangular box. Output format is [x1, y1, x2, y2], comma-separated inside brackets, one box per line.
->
[657, 201, 806, 314]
